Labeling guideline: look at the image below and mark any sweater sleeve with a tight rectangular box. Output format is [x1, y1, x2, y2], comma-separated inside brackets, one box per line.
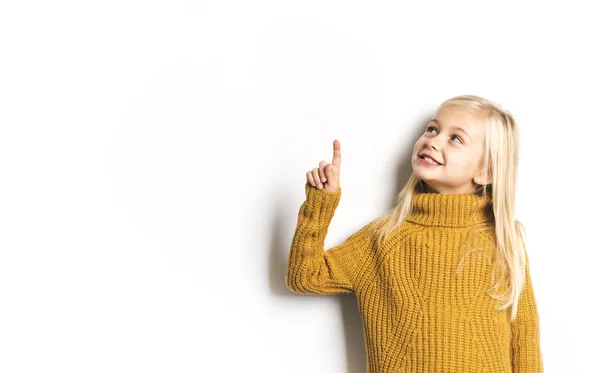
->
[511, 251, 544, 373]
[285, 182, 378, 295]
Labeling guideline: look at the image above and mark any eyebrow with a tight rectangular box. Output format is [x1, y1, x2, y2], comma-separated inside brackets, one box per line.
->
[429, 118, 471, 140]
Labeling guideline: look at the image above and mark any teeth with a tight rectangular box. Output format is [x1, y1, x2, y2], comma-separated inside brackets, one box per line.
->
[422, 156, 440, 165]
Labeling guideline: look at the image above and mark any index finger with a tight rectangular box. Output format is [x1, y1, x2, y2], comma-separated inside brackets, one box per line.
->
[331, 139, 341, 167]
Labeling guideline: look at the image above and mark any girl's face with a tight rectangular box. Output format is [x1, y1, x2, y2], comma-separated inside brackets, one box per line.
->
[411, 106, 489, 194]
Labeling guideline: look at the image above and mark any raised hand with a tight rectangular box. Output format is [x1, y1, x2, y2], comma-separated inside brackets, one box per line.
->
[306, 139, 342, 193]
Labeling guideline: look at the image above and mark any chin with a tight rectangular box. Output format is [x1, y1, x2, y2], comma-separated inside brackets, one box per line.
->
[413, 170, 431, 182]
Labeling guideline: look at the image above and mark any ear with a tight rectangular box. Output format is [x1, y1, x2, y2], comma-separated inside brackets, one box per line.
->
[474, 172, 493, 186]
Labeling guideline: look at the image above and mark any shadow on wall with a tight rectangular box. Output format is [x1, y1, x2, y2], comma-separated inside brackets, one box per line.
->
[271, 114, 428, 372]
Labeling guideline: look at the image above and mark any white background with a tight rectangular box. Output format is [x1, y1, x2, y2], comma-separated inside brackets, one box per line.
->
[1, 1, 597, 372]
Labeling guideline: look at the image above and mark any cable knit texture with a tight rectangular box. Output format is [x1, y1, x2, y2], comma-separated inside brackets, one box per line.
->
[286, 182, 543, 373]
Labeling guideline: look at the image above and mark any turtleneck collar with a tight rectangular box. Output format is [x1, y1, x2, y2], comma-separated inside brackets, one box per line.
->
[405, 192, 493, 228]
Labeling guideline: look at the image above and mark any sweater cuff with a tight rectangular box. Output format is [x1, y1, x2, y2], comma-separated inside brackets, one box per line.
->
[304, 181, 342, 220]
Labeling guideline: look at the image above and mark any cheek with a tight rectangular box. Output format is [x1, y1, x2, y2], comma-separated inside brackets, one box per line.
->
[413, 137, 426, 151]
[447, 151, 477, 169]
[411, 142, 421, 156]
[463, 154, 481, 171]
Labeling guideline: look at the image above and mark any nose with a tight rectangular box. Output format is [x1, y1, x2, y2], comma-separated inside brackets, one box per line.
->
[425, 139, 439, 150]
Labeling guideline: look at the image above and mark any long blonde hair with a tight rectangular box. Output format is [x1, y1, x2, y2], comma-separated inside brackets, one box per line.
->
[373, 94, 527, 322]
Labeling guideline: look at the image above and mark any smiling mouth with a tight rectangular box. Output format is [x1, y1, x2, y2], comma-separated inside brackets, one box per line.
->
[419, 154, 442, 165]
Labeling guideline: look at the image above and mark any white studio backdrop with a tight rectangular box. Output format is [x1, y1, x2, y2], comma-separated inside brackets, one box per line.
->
[0, 1, 597, 372]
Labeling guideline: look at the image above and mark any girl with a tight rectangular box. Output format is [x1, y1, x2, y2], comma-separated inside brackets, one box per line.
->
[286, 95, 543, 373]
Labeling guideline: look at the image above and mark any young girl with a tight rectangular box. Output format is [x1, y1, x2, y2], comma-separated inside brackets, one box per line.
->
[286, 95, 543, 373]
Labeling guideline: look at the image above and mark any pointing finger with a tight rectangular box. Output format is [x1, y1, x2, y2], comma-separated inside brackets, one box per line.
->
[331, 139, 341, 168]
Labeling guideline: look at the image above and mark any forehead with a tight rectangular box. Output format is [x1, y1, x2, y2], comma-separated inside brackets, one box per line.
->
[431, 107, 484, 138]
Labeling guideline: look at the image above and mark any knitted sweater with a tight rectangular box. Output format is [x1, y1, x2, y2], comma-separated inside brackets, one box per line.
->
[286, 182, 543, 373]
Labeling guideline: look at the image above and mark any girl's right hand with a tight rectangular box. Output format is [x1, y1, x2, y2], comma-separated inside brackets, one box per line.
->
[306, 139, 342, 193]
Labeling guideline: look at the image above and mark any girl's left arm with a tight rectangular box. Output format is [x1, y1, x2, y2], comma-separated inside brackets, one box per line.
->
[511, 251, 544, 373]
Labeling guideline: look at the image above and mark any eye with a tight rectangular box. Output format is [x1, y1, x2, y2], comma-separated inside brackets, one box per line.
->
[426, 126, 463, 144]
[451, 135, 463, 144]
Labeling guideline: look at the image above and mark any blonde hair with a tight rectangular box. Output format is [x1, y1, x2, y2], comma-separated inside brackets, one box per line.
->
[372, 94, 527, 322]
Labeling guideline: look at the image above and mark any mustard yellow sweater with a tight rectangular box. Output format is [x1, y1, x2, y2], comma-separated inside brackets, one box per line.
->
[286, 183, 543, 373]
